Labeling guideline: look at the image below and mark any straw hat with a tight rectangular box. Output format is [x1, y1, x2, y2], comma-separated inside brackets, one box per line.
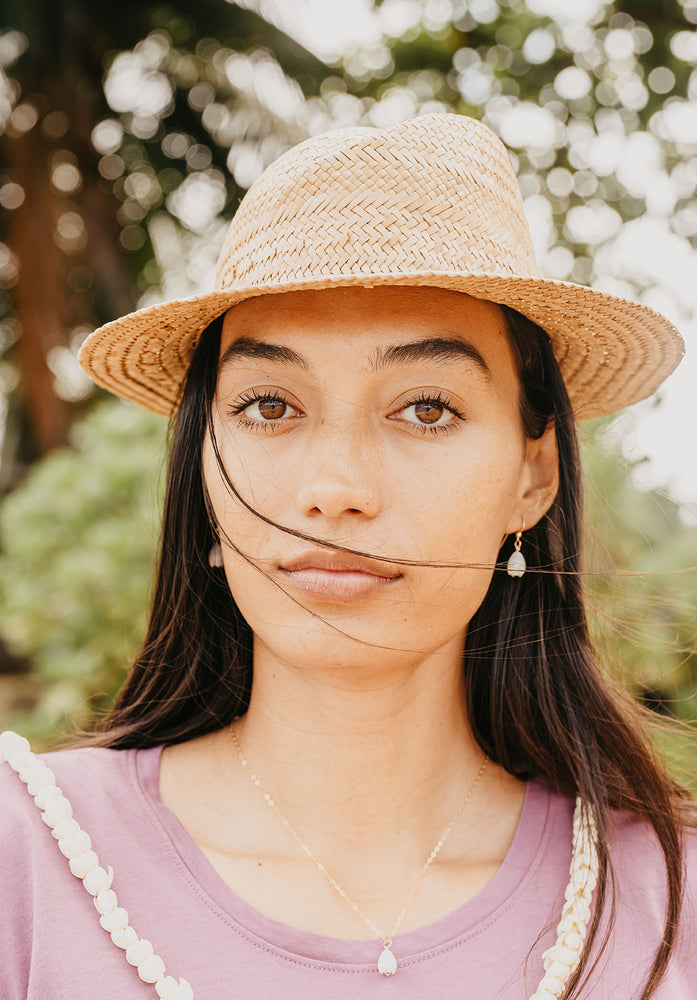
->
[78, 113, 684, 421]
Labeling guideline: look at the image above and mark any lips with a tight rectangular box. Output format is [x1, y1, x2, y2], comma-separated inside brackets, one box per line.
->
[280, 549, 402, 602]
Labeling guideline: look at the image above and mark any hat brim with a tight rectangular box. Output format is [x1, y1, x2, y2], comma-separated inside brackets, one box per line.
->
[78, 271, 684, 421]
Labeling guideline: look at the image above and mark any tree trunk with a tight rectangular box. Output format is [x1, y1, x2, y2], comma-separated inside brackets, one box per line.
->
[8, 121, 71, 454]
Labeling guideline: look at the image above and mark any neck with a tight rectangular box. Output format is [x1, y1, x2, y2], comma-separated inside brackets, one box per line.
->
[231, 634, 487, 857]
[161, 635, 526, 942]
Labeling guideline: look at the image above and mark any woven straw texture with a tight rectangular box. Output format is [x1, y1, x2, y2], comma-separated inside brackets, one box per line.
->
[78, 114, 684, 421]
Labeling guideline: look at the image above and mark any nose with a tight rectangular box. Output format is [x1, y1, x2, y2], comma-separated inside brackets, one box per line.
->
[295, 417, 383, 521]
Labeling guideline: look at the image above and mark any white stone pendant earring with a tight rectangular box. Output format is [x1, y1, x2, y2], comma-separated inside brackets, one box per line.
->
[208, 542, 224, 568]
[506, 530, 526, 578]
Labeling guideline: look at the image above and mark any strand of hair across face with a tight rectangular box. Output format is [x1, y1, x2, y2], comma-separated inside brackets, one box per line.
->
[207, 404, 697, 580]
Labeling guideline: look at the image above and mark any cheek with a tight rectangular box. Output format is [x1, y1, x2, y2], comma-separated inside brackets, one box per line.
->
[402, 445, 525, 563]
[202, 428, 284, 536]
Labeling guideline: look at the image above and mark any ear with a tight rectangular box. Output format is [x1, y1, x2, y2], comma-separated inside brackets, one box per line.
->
[506, 419, 559, 534]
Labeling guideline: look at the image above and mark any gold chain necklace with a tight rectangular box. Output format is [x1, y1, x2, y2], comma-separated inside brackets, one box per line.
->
[3, 729, 600, 998]
[229, 721, 489, 976]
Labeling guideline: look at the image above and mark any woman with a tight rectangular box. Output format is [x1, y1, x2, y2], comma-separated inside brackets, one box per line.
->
[1, 114, 694, 999]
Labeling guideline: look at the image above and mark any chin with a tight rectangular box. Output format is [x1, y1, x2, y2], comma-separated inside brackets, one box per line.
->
[247, 610, 467, 681]
[228, 564, 480, 674]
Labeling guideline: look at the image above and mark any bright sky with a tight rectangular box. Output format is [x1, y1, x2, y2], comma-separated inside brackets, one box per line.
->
[265, 0, 697, 515]
[254, 0, 381, 61]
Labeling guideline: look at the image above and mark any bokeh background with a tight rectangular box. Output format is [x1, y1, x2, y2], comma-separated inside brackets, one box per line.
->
[0, 0, 696, 771]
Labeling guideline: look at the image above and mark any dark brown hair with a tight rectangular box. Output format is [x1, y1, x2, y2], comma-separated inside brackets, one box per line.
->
[92, 304, 689, 999]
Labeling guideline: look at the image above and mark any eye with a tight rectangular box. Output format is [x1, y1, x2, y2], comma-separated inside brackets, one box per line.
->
[394, 391, 464, 432]
[246, 397, 296, 421]
[230, 390, 302, 429]
[403, 400, 453, 426]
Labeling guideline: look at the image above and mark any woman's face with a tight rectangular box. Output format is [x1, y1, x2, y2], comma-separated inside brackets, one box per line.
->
[203, 285, 558, 673]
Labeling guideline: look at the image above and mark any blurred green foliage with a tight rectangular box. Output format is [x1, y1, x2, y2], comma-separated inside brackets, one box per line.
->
[0, 401, 166, 742]
[580, 421, 697, 786]
[582, 421, 697, 716]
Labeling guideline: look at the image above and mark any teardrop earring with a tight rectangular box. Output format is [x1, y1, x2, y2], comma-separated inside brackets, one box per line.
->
[506, 529, 526, 578]
[208, 542, 224, 568]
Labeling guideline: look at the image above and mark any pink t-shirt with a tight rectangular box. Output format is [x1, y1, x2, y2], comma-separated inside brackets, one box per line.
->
[1, 744, 695, 999]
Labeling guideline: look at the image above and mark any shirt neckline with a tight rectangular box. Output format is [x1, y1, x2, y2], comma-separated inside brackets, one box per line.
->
[132, 744, 558, 969]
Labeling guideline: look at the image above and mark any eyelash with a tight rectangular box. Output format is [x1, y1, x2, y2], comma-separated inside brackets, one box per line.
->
[228, 389, 298, 433]
[228, 389, 465, 435]
[399, 390, 465, 435]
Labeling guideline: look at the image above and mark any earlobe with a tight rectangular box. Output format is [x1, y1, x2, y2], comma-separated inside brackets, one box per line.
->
[509, 419, 559, 533]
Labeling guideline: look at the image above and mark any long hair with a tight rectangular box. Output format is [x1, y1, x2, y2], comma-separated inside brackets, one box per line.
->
[92, 305, 688, 999]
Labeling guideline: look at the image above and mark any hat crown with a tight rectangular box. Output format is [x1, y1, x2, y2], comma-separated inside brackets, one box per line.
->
[214, 114, 538, 291]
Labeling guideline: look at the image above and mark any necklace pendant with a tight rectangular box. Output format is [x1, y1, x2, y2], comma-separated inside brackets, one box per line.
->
[377, 941, 398, 976]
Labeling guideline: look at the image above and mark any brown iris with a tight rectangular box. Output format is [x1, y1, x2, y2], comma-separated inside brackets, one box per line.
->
[414, 401, 444, 424]
[258, 398, 286, 419]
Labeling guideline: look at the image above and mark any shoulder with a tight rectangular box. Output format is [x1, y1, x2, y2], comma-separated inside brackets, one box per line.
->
[602, 798, 697, 985]
[603, 799, 697, 901]
[679, 813, 697, 922]
[0, 735, 162, 931]
[0, 734, 176, 999]
[605, 799, 697, 874]
[0, 734, 142, 996]
[1, 736, 132, 796]
[0, 733, 159, 849]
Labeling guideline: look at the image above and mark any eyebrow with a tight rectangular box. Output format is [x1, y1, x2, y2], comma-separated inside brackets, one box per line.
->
[218, 334, 491, 378]
[218, 337, 309, 372]
[368, 337, 491, 377]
